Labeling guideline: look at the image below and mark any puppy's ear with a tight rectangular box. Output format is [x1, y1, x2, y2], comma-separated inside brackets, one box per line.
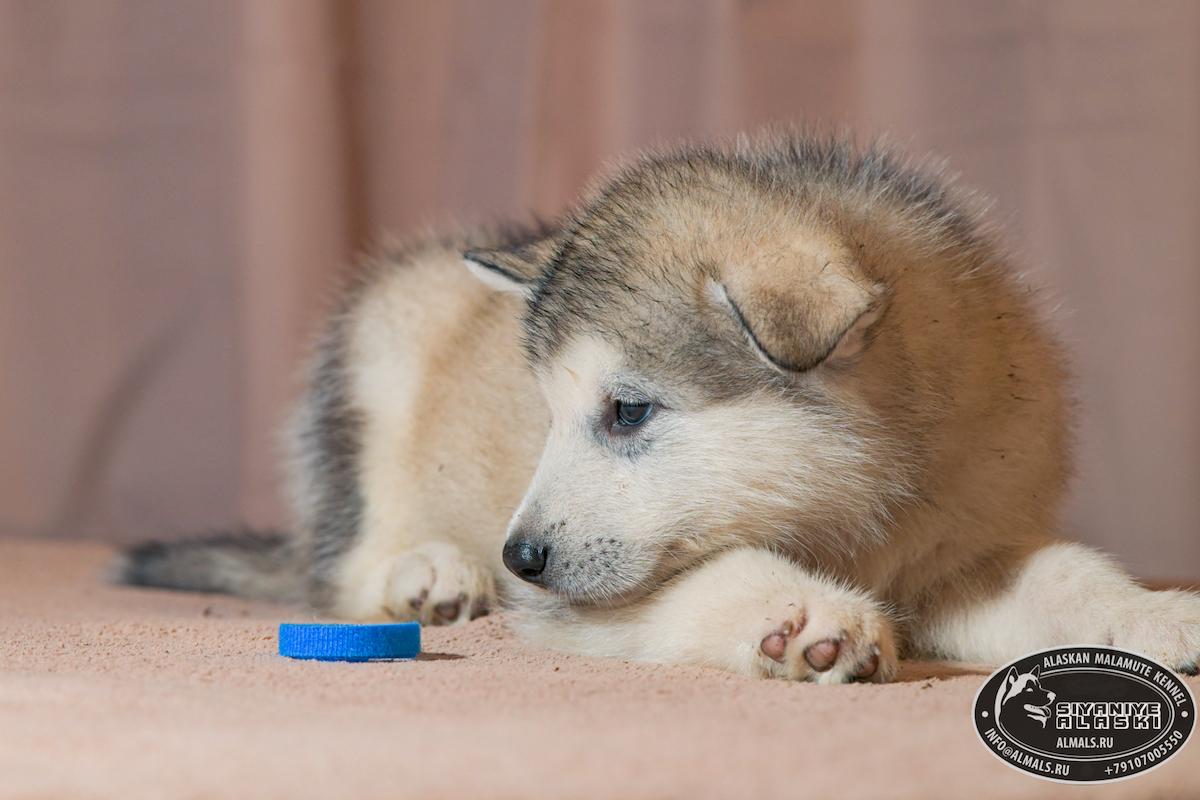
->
[710, 258, 886, 373]
[1004, 667, 1019, 687]
[1030, 665, 1041, 679]
[463, 233, 558, 298]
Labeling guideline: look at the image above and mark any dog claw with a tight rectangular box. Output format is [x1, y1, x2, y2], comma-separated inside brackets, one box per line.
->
[804, 639, 840, 672]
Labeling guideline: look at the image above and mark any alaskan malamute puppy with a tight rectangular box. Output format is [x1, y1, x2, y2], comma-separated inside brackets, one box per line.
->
[119, 133, 1200, 683]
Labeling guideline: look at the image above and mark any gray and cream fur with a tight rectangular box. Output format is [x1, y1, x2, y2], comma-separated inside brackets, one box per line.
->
[119, 132, 1200, 683]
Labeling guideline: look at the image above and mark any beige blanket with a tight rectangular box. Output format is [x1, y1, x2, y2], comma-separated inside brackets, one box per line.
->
[1, 539, 1194, 800]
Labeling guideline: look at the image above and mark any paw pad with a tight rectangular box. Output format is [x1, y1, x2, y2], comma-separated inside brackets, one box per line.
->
[853, 649, 880, 680]
[469, 596, 491, 620]
[760, 614, 806, 662]
[804, 639, 841, 672]
[433, 593, 465, 624]
[384, 543, 495, 626]
[408, 589, 428, 612]
[757, 592, 895, 684]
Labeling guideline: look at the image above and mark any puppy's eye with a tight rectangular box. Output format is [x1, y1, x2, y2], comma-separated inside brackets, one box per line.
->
[614, 400, 653, 427]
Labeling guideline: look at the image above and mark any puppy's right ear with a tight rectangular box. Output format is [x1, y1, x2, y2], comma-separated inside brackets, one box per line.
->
[463, 234, 558, 298]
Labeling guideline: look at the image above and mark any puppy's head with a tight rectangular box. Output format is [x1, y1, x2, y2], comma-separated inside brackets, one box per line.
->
[465, 141, 940, 605]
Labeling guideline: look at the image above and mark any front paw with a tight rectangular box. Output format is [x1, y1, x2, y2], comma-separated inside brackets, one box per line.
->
[383, 542, 495, 625]
[1113, 589, 1200, 675]
[757, 590, 897, 684]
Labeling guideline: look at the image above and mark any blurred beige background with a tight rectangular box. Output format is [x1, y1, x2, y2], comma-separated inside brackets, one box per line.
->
[1, 0, 1196, 579]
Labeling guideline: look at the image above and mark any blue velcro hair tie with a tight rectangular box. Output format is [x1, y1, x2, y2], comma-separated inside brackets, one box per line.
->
[278, 622, 421, 661]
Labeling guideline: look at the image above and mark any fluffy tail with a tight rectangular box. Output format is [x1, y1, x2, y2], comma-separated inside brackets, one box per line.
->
[113, 530, 306, 604]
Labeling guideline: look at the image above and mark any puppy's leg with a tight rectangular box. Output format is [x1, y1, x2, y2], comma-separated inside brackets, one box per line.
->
[916, 541, 1200, 673]
[524, 548, 898, 683]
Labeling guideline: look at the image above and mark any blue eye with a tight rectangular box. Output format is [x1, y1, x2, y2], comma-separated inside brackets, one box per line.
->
[614, 400, 653, 427]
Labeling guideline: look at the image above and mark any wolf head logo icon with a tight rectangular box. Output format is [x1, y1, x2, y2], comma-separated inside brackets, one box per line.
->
[995, 665, 1056, 728]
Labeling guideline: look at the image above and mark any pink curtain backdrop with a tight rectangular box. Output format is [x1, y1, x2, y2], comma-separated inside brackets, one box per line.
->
[1, 0, 1197, 579]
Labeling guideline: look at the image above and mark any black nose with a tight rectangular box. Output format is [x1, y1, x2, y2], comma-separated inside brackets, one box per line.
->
[503, 539, 549, 583]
